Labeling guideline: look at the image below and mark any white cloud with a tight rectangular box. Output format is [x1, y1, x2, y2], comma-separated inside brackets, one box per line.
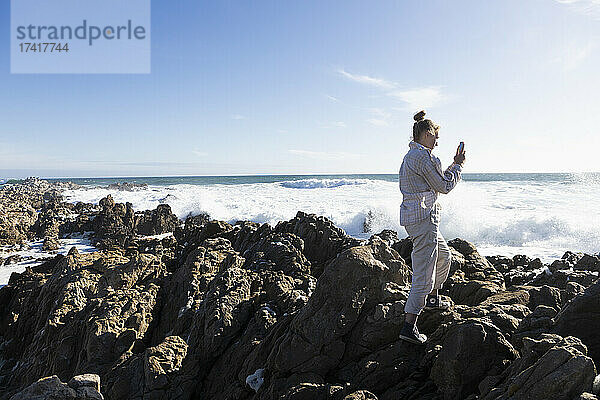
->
[335, 68, 449, 119]
[318, 121, 347, 128]
[288, 149, 361, 160]
[192, 150, 208, 157]
[552, 42, 594, 70]
[326, 95, 339, 102]
[367, 118, 390, 127]
[336, 68, 448, 109]
[389, 86, 445, 110]
[366, 108, 393, 126]
[231, 114, 245, 120]
[369, 108, 391, 117]
[554, 0, 600, 19]
[337, 69, 396, 89]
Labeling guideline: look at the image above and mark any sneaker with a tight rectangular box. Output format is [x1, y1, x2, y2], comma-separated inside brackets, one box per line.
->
[398, 322, 427, 344]
[424, 294, 451, 310]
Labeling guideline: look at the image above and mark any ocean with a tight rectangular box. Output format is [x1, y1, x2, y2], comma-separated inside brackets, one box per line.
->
[29, 172, 598, 263]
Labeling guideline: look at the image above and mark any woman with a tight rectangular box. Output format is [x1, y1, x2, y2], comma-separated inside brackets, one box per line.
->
[398, 110, 465, 344]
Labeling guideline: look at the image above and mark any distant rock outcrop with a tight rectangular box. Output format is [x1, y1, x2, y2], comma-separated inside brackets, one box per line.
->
[92, 195, 179, 249]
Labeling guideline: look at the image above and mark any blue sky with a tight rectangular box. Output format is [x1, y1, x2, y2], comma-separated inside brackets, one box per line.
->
[1, 0, 599, 178]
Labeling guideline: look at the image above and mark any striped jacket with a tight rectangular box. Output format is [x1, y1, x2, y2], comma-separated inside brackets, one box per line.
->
[398, 141, 462, 226]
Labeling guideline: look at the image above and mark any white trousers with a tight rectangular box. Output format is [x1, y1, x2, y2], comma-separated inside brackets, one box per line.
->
[403, 216, 452, 315]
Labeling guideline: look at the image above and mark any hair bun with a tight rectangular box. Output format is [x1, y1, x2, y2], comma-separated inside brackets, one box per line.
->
[413, 110, 426, 122]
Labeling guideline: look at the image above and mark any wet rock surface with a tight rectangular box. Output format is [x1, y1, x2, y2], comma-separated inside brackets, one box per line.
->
[8, 374, 103, 400]
[0, 179, 599, 400]
[0, 178, 80, 246]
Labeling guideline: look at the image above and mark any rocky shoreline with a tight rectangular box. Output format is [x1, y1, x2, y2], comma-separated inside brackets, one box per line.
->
[1, 178, 599, 399]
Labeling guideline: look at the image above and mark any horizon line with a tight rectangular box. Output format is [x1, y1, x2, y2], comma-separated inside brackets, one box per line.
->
[2, 171, 600, 181]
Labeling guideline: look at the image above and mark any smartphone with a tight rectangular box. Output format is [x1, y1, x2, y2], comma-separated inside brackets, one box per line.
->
[458, 142, 464, 153]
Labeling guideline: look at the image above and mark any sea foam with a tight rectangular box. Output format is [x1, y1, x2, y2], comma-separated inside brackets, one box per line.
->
[279, 178, 368, 189]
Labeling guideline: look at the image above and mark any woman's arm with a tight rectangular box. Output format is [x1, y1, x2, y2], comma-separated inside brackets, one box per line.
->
[419, 154, 462, 194]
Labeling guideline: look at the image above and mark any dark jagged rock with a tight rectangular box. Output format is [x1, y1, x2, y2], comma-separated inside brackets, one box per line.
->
[480, 285, 561, 312]
[369, 229, 398, 248]
[430, 319, 518, 399]
[133, 204, 179, 236]
[0, 178, 81, 246]
[0, 251, 165, 398]
[563, 251, 584, 264]
[92, 195, 180, 250]
[445, 303, 528, 342]
[175, 217, 233, 253]
[274, 211, 363, 277]
[92, 195, 136, 249]
[554, 279, 600, 365]
[342, 390, 379, 400]
[578, 394, 600, 400]
[241, 232, 311, 276]
[512, 305, 558, 349]
[444, 239, 505, 306]
[150, 237, 246, 345]
[575, 254, 600, 272]
[8, 374, 104, 400]
[563, 281, 587, 304]
[279, 382, 348, 399]
[104, 335, 187, 399]
[530, 268, 598, 292]
[2, 254, 23, 265]
[391, 237, 412, 265]
[126, 234, 178, 270]
[1, 224, 597, 400]
[480, 334, 596, 400]
[254, 238, 411, 398]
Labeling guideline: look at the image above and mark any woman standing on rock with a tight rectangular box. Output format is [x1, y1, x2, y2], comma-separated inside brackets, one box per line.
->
[398, 110, 465, 344]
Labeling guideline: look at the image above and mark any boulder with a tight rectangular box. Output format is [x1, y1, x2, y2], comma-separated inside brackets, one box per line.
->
[274, 211, 362, 276]
[257, 238, 410, 397]
[512, 305, 558, 349]
[578, 393, 599, 400]
[575, 254, 600, 273]
[369, 229, 398, 248]
[8, 374, 103, 400]
[530, 268, 598, 291]
[554, 279, 600, 365]
[150, 237, 246, 343]
[241, 232, 312, 276]
[443, 239, 505, 306]
[92, 195, 136, 249]
[0, 178, 78, 246]
[133, 204, 179, 236]
[279, 382, 347, 400]
[391, 237, 413, 265]
[481, 334, 596, 400]
[0, 251, 165, 392]
[104, 336, 188, 400]
[480, 285, 561, 311]
[93, 197, 181, 249]
[451, 303, 527, 339]
[343, 390, 379, 400]
[430, 319, 518, 399]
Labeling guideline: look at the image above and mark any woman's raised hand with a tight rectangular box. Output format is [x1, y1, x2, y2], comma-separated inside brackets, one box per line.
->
[454, 143, 466, 166]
